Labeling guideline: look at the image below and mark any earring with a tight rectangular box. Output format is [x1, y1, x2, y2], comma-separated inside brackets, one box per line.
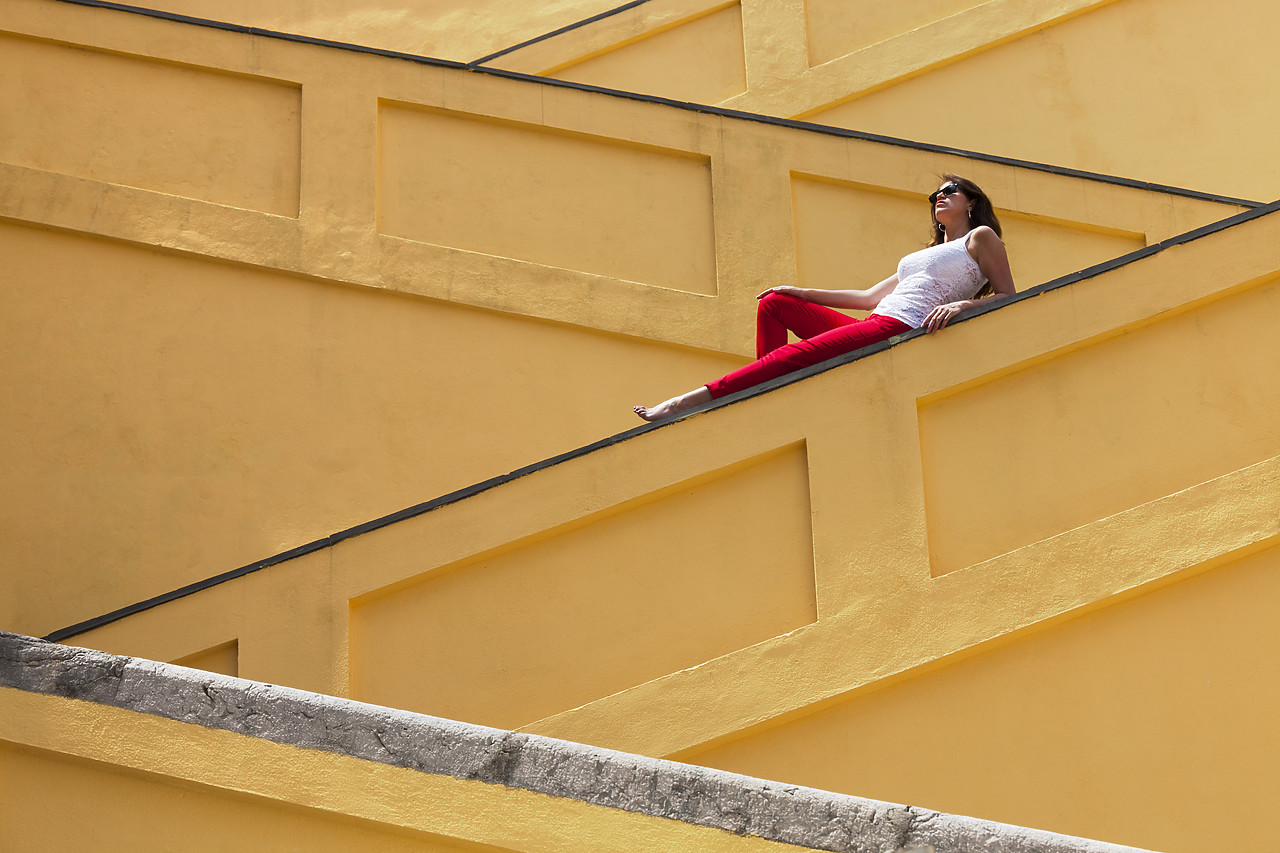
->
[968, 208, 975, 222]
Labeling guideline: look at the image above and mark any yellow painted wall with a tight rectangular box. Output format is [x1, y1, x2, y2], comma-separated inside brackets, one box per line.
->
[0, 222, 740, 636]
[350, 444, 817, 729]
[5, 1, 1279, 850]
[805, 0, 1280, 201]
[80, 0, 624, 61]
[3, 0, 1240, 638]
[787, 176, 1147, 305]
[922, 271, 1280, 574]
[546, 3, 747, 105]
[488, 0, 1280, 202]
[803, 0, 985, 67]
[174, 640, 238, 677]
[0, 743, 489, 853]
[0, 34, 301, 215]
[681, 543, 1280, 853]
[60, 205, 1280, 852]
[0, 688, 814, 853]
[377, 103, 718, 293]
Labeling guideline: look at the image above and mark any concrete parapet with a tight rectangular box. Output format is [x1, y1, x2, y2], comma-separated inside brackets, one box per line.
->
[0, 632, 1152, 853]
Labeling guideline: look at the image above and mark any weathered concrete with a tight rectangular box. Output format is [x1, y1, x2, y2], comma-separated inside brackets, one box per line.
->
[0, 632, 1154, 853]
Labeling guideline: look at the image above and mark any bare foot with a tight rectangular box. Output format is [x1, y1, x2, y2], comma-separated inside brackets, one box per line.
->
[633, 387, 712, 422]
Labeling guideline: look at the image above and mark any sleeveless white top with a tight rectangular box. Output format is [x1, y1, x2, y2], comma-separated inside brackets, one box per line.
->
[873, 237, 987, 328]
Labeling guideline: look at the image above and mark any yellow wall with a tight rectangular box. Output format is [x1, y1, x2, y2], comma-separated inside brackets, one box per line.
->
[489, 0, 1280, 202]
[351, 444, 817, 729]
[0, 743, 488, 853]
[546, 2, 748, 105]
[0, 34, 301, 215]
[61, 204, 1280, 851]
[2, 0, 1240, 638]
[922, 269, 1280, 574]
[378, 103, 718, 293]
[0, 222, 740, 636]
[73, 0, 625, 61]
[682, 542, 1280, 853]
[6, 1, 1279, 851]
[804, 0, 1279, 201]
[0, 688, 814, 853]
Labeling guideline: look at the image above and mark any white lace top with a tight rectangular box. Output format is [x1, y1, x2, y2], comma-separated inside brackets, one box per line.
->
[872, 237, 987, 328]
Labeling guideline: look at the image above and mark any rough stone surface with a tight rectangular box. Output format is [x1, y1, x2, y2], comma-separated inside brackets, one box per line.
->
[0, 632, 1155, 853]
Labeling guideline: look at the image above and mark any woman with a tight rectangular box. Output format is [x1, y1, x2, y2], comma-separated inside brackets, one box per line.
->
[634, 174, 1015, 421]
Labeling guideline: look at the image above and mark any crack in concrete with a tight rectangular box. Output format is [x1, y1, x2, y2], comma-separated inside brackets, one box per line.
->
[371, 728, 392, 757]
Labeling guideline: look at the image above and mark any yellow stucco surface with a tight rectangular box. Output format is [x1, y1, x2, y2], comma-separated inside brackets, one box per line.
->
[4, 0, 1278, 850]
[489, 0, 1280, 201]
[378, 103, 718, 293]
[2, 0, 1242, 638]
[0, 34, 301, 215]
[0, 689, 819, 853]
[0, 222, 742, 635]
[683, 542, 1280, 853]
[350, 444, 817, 729]
[922, 272, 1280, 574]
[57, 203, 1280, 851]
[0, 742, 491, 853]
[805, 0, 1279, 200]
[74, 0, 625, 61]
[804, 0, 987, 67]
[546, 2, 747, 105]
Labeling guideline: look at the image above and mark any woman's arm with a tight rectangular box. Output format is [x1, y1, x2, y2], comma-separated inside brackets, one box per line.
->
[758, 275, 899, 311]
[922, 227, 1016, 333]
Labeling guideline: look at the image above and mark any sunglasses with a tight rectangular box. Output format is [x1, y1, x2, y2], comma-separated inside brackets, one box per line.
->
[929, 183, 962, 204]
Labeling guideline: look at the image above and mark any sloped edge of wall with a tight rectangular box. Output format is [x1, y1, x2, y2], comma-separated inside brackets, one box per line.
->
[0, 631, 1150, 853]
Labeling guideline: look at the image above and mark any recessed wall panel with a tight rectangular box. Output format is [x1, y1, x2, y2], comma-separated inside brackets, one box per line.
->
[920, 276, 1280, 574]
[790, 175, 1145, 300]
[804, 0, 984, 66]
[550, 3, 747, 105]
[0, 35, 300, 216]
[685, 544, 1280, 853]
[791, 177, 930, 305]
[998, 212, 1144, 287]
[804, 0, 1280, 202]
[349, 445, 816, 729]
[378, 104, 717, 293]
[173, 640, 239, 678]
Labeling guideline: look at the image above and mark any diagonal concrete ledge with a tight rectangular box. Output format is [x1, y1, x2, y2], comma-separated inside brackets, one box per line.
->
[1, 632, 1152, 853]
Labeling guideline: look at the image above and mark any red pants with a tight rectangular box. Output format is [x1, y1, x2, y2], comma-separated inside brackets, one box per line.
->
[705, 292, 910, 399]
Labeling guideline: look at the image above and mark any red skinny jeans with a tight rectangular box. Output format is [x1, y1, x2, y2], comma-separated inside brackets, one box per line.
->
[705, 292, 910, 399]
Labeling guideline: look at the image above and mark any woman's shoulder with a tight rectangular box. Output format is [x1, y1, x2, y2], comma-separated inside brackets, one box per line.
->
[964, 225, 1003, 257]
[967, 225, 1002, 244]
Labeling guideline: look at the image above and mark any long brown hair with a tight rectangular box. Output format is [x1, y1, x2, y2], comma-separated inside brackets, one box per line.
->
[928, 173, 1002, 296]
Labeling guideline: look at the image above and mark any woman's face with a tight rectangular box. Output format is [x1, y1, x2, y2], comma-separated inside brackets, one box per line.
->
[931, 181, 973, 232]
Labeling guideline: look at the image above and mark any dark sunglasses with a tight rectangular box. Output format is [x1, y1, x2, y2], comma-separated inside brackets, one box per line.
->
[929, 183, 962, 204]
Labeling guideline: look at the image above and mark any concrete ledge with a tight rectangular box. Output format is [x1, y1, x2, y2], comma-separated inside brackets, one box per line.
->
[1, 632, 1151, 853]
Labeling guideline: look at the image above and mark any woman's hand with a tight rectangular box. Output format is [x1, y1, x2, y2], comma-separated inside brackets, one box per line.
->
[757, 285, 805, 301]
[923, 301, 968, 333]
